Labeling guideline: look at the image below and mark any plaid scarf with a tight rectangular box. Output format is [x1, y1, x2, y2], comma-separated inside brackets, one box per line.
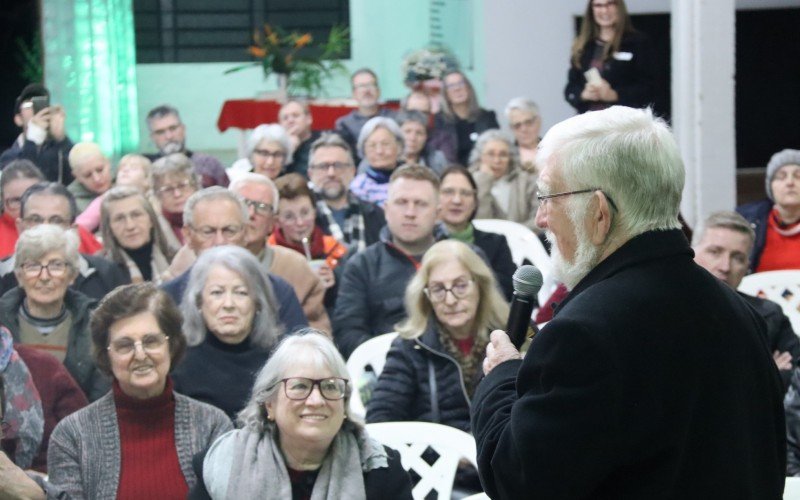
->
[316, 192, 367, 252]
[437, 326, 489, 398]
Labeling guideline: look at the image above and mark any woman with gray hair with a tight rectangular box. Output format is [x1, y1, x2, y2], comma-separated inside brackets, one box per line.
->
[395, 110, 447, 175]
[349, 116, 404, 207]
[190, 329, 412, 499]
[468, 129, 539, 231]
[504, 97, 542, 173]
[152, 153, 201, 247]
[737, 148, 800, 272]
[0, 224, 106, 401]
[227, 124, 295, 183]
[171, 245, 283, 419]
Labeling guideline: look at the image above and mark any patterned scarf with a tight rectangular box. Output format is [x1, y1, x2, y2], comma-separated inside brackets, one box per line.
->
[316, 192, 367, 252]
[436, 326, 489, 398]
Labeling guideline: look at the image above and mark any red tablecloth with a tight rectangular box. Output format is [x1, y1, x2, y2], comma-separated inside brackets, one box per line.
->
[217, 99, 358, 132]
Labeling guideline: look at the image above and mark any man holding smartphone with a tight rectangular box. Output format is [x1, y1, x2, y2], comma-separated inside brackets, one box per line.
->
[0, 83, 75, 186]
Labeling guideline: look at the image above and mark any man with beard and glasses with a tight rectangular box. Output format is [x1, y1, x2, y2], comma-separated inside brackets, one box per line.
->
[308, 133, 386, 253]
[470, 106, 786, 499]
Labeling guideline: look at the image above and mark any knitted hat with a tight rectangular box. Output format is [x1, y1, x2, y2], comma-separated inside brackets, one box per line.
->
[13, 83, 49, 114]
[765, 149, 800, 201]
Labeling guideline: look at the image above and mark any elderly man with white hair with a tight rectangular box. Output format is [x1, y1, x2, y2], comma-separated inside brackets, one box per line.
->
[471, 106, 785, 498]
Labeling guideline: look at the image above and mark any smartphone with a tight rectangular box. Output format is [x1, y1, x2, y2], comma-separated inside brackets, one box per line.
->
[30, 96, 49, 114]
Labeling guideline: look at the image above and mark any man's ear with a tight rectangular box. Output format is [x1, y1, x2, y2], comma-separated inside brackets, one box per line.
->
[589, 191, 613, 245]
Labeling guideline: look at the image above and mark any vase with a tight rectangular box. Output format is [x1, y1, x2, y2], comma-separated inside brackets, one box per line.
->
[255, 73, 290, 102]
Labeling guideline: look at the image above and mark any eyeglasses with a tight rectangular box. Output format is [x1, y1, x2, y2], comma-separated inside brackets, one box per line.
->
[108, 333, 169, 356]
[189, 224, 243, 240]
[243, 198, 273, 216]
[156, 180, 194, 197]
[277, 377, 348, 401]
[482, 151, 510, 160]
[364, 140, 397, 152]
[510, 117, 538, 130]
[19, 260, 71, 278]
[353, 82, 377, 91]
[537, 188, 618, 211]
[424, 278, 474, 303]
[3, 197, 21, 210]
[21, 214, 70, 227]
[110, 209, 148, 226]
[253, 149, 286, 160]
[592, 0, 617, 9]
[308, 161, 351, 173]
[278, 207, 315, 224]
[440, 187, 476, 199]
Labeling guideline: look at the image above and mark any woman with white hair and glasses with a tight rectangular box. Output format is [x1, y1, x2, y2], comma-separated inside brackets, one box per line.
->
[504, 97, 542, 173]
[171, 246, 284, 419]
[191, 329, 412, 499]
[227, 124, 295, 183]
[349, 116, 404, 208]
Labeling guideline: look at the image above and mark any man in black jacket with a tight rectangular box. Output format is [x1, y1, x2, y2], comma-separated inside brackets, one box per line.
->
[471, 106, 785, 498]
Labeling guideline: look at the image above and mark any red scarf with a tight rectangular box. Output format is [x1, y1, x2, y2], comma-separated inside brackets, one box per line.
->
[272, 225, 327, 259]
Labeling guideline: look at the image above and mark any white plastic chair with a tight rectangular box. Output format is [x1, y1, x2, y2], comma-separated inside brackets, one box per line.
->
[365, 422, 478, 500]
[345, 332, 398, 419]
[785, 476, 800, 500]
[472, 218, 556, 306]
[739, 270, 800, 335]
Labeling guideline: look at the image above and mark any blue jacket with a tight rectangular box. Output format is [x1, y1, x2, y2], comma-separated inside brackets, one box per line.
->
[736, 198, 772, 271]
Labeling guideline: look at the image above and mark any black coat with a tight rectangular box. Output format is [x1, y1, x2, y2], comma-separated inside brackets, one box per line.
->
[565, 31, 655, 114]
[471, 230, 785, 499]
[736, 198, 771, 271]
[472, 227, 515, 300]
[366, 323, 473, 432]
[429, 109, 499, 165]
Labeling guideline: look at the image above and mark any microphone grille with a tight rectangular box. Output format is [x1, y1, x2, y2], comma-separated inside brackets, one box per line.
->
[512, 265, 543, 297]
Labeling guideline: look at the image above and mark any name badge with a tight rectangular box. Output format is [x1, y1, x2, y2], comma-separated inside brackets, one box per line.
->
[613, 51, 633, 61]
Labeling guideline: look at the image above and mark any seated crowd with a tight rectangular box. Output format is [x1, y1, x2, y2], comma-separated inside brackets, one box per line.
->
[0, 57, 799, 499]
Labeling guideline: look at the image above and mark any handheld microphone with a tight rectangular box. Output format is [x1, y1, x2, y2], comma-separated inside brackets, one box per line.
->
[506, 265, 543, 349]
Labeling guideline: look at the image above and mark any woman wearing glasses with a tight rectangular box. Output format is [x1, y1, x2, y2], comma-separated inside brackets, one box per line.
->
[171, 246, 283, 419]
[152, 153, 201, 247]
[0, 224, 107, 401]
[468, 129, 539, 231]
[99, 186, 178, 284]
[192, 330, 412, 499]
[47, 283, 231, 499]
[564, 0, 654, 114]
[227, 124, 294, 183]
[349, 117, 405, 208]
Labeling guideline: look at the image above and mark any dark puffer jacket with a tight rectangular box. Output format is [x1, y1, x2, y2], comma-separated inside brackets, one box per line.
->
[736, 199, 771, 271]
[365, 322, 475, 432]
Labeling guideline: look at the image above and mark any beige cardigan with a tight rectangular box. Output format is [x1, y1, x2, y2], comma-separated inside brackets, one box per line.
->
[471, 167, 540, 232]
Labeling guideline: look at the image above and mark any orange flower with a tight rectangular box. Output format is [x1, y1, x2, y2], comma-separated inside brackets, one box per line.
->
[295, 33, 312, 48]
[248, 46, 267, 58]
[267, 32, 279, 46]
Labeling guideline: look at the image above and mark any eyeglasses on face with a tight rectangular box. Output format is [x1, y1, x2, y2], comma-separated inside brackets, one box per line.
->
[511, 117, 538, 130]
[190, 224, 243, 240]
[424, 278, 474, 302]
[252, 149, 286, 160]
[277, 377, 348, 401]
[592, 0, 617, 9]
[156, 180, 194, 197]
[243, 198, 273, 216]
[536, 188, 618, 212]
[19, 260, 71, 278]
[3, 197, 21, 210]
[308, 161, 351, 173]
[108, 333, 169, 356]
[364, 140, 397, 153]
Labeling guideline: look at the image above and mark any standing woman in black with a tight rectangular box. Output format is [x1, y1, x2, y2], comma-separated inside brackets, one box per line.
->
[564, 0, 655, 114]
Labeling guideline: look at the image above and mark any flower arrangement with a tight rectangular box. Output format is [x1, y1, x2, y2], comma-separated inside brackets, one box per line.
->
[225, 24, 349, 98]
[402, 46, 460, 85]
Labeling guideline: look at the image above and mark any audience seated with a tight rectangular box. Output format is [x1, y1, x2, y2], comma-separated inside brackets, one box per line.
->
[469, 129, 539, 230]
[99, 186, 178, 284]
[429, 70, 499, 165]
[309, 133, 386, 252]
[0, 159, 45, 259]
[172, 246, 283, 420]
[438, 166, 515, 299]
[335, 68, 396, 162]
[737, 149, 800, 272]
[271, 173, 347, 309]
[395, 110, 447, 174]
[0, 182, 129, 300]
[0, 225, 108, 401]
[47, 283, 231, 498]
[145, 104, 229, 187]
[189, 330, 412, 500]
[152, 153, 201, 247]
[279, 100, 320, 178]
[230, 173, 331, 333]
[505, 97, 542, 173]
[160, 187, 308, 332]
[402, 89, 433, 116]
[692, 211, 800, 388]
[0, 83, 74, 185]
[350, 117, 405, 208]
[334, 165, 445, 358]
[66, 142, 113, 214]
[227, 123, 294, 183]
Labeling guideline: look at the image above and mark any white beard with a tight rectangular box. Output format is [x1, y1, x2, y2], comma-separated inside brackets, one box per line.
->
[547, 220, 602, 291]
[161, 141, 184, 155]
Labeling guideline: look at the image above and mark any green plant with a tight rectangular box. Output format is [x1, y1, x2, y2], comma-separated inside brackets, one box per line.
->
[15, 32, 43, 84]
[225, 24, 349, 98]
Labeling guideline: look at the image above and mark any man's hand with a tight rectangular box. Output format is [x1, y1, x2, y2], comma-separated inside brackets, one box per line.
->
[773, 350, 793, 371]
[483, 330, 521, 375]
[29, 107, 51, 131]
[49, 105, 67, 141]
[0, 451, 45, 500]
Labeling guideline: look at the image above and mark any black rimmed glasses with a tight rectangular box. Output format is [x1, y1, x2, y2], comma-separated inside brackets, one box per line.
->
[309, 162, 351, 173]
[536, 188, 618, 212]
[424, 278, 474, 303]
[156, 180, 194, 197]
[277, 377, 348, 401]
[19, 260, 71, 278]
[243, 198, 273, 216]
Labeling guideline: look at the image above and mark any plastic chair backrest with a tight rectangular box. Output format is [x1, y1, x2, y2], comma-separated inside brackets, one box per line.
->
[472, 218, 555, 305]
[345, 332, 398, 419]
[785, 476, 800, 500]
[365, 421, 477, 500]
[739, 270, 800, 334]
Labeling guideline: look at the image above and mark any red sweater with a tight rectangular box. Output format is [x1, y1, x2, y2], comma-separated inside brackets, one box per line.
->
[113, 379, 188, 500]
[756, 210, 800, 272]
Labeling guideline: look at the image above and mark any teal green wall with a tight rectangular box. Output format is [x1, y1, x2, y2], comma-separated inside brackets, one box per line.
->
[135, 0, 484, 155]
